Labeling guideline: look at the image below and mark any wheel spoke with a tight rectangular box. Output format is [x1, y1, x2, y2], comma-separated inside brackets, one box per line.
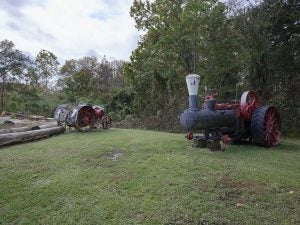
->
[263, 107, 281, 146]
[241, 91, 260, 121]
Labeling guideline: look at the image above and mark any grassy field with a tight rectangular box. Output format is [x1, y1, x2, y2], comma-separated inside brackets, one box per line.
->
[0, 129, 299, 225]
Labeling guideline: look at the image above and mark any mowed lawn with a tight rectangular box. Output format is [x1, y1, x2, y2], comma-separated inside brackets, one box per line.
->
[0, 129, 299, 225]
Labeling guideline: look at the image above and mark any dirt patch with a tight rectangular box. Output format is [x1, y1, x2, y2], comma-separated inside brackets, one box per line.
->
[216, 175, 266, 195]
[33, 178, 51, 186]
[215, 174, 267, 206]
[136, 213, 147, 223]
[164, 215, 228, 225]
[83, 153, 106, 168]
[106, 149, 123, 161]
[82, 149, 123, 168]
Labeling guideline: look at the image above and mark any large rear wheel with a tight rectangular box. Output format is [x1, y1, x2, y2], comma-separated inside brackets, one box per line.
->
[75, 106, 95, 132]
[251, 106, 281, 147]
[241, 91, 260, 121]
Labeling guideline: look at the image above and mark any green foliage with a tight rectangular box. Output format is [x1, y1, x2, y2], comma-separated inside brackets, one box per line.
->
[230, 0, 300, 134]
[125, 0, 299, 134]
[35, 49, 59, 91]
[127, 0, 241, 130]
[5, 83, 62, 117]
[58, 56, 126, 106]
[0, 0, 298, 134]
[10, 113, 16, 119]
[0, 40, 127, 118]
[109, 89, 134, 119]
[0, 39, 31, 111]
[0, 129, 299, 224]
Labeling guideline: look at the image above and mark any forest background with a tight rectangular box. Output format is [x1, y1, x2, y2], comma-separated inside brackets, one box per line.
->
[0, 0, 299, 135]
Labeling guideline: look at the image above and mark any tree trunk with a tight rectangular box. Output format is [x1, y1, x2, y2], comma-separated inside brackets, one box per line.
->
[0, 127, 31, 134]
[30, 123, 58, 130]
[0, 126, 65, 147]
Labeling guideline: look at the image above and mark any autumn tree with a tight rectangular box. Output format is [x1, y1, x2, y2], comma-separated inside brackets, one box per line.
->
[0, 40, 30, 111]
[58, 56, 125, 104]
[35, 49, 59, 92]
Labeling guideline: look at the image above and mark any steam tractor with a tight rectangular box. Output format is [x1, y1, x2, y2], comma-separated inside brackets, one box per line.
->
[179, 74, 281, 150]
[54, 104, 112, 131]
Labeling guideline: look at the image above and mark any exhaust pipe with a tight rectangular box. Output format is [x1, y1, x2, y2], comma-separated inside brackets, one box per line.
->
[186, 74, 200, 110]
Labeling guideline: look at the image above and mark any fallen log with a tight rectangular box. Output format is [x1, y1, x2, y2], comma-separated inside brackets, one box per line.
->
[0, 123, 58, 134]
[31, 123, 58, 130]
[0, 126, 65, 147]
[0, 127, 31, 134]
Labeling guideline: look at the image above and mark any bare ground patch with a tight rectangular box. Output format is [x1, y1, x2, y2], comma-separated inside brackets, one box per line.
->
[215, 174, 267, 207]
[82, 149, 123, 168]
[106, 149, 123, 161]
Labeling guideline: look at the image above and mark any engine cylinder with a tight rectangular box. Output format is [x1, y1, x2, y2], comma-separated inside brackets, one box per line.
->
[180, 108, 237, 131]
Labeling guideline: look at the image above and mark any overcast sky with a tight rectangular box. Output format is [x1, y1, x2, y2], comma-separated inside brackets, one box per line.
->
[0, 0, 140, 63]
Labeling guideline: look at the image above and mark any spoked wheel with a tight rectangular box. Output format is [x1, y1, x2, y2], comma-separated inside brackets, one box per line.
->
[102, 115, 112, 129]
[94, 118, 102, 129]
[251, 106, 281, 147]
[75, 106, 95, 132]
[241, 91, 260, 121]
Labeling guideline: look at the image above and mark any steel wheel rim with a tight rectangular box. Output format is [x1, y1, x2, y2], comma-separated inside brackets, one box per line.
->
[79, 109, 91, 127]
[76, 107, 95, 131]
[264, 107, 281, 146]
[241, 91, 260, 121]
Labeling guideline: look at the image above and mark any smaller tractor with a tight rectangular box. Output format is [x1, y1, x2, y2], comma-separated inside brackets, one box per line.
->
[54, 104, 112, 131]
[179, 74, 281, 151]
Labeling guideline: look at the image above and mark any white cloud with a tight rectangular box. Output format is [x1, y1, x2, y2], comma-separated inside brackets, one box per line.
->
[0, 0, 140, 62]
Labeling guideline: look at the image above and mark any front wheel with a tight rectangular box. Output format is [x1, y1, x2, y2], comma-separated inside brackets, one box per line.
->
[102, 115, 112, 129]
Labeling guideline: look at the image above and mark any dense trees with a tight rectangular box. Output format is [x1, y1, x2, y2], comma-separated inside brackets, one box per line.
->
[58, 56, 125, 105]
[35, 50, 59, 92]
[125, 0, 244, 130]
[229, 0, 300, 133]
[0, 40, 126, 117]
[0, 40, 30, 111]
[0, 41, 61, 116]
[125, 0, 299, 133]
[0, 0, 298, 134]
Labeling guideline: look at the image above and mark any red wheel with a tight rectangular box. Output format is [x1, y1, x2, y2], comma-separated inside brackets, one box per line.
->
[185, 132, 193, 140]
[241, 91, 260, 121]
[93, 105, 105, 119]
[75, 106, 95, 131]
[263, 107, 281, 146]
[251, 106, 281, 147]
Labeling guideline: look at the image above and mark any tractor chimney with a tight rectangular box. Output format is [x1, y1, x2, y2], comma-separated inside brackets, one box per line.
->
[186, 74, 200, 109]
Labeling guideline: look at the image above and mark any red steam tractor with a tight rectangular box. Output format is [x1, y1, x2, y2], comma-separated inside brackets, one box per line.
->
[179, 74, 281, 150]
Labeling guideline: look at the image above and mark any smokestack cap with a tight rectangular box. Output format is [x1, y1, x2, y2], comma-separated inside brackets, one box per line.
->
[186, 74, 200, 96]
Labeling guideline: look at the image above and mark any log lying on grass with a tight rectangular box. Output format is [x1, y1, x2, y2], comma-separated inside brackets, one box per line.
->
[0, 122, 58, 134]
[0, 127, 31, 134]
[0, 126, 65, 147]
[31, 123, 58, 130]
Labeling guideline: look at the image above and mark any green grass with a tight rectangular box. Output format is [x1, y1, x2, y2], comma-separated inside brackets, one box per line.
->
[0, 129, 299, 225]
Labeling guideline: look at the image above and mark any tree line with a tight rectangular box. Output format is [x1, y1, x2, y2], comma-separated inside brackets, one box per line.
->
[0, 40, 126, 118]
[124, 0, 299, 134]
[0, 0, 299, 134]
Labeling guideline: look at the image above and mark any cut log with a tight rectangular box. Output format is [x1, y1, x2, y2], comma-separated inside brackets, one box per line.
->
[0, 126, 65, 147]
[0, 127, 31, 134]
[0, 123, 58, 134]
[31, 123, 58, 130]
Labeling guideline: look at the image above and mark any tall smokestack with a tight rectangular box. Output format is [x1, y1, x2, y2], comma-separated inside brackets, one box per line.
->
[186, 74, 200, 109]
